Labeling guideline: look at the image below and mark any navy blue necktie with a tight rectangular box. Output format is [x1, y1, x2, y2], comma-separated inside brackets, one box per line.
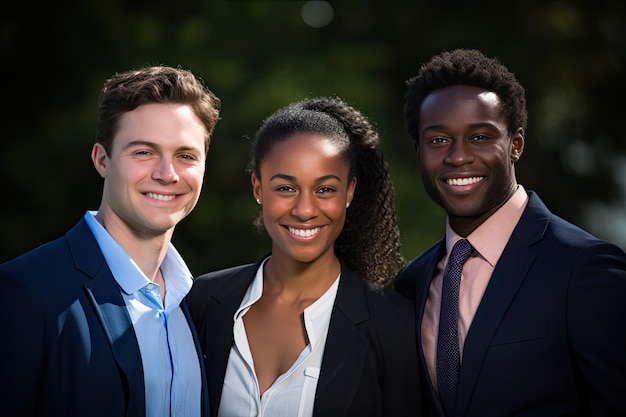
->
[437, 238, 473, 417]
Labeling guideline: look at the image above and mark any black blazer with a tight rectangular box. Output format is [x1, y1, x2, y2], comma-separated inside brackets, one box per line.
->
[187, 258, 424, 417]
[0, 218, 210, 417]
[395, 191, 626, 417]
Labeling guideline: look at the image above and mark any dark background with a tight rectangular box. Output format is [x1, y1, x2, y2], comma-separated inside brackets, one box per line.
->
[2, 0, 625, 275]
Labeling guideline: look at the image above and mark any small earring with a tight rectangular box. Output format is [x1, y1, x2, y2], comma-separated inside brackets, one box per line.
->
[256, 198, 261, 205]
[346, 202, 351, 208]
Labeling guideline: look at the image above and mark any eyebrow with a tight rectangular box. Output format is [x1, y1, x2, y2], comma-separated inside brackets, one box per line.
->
[122, 140, 201, 153]
[422, 122, 500, 133]
[269, 173, 343, 183]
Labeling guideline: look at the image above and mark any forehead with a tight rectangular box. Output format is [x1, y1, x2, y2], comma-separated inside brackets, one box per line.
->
[420, 85, 503, 124]
[267, 132, 344, 158]
[113, 103, 207, 152]
[260, 132, 349, 174]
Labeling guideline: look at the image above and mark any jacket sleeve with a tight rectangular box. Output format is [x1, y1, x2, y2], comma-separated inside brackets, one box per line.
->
[567, 240, 626, 415]
[375, 292, 425, 416]
[0, 265, 46, 417]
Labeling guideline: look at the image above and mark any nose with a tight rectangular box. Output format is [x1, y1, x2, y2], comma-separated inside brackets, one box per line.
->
[291, 192, 318, 220]
[444, 139, 474, 166]
[152, 156, 179, 183]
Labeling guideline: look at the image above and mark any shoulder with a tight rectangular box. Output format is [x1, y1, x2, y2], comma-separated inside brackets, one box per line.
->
[363, 283, 416, 326]
[194, 263, 257, 283]
[339, 267, 414, 318]
[188, 263, 257, 305]
[1, 217, 101, 278]
[506, 192, 626, 286]
[524, 191, 625, 257]
[395, 240, 444, 296]
[403, 240, 443, 272]
[339, 271, 418, 352]
[1, 235, 71, 281]
[0, 229, 94, 319]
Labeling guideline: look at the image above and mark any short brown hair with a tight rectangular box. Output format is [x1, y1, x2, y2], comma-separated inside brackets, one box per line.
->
[96, 65, 221, 154]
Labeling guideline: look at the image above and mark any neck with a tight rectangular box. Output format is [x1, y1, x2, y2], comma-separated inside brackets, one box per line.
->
[94, 211, 171, 281]
[263, 252, 341, 300]
[449, 182, 519, 237]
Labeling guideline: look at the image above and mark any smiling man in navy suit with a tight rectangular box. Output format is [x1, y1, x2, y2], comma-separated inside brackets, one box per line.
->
[395, 49, 626, 417]
[0, 66, 220, 417]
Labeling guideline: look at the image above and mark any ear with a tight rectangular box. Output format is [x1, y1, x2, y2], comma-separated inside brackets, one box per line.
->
[346, 176, 357, 207]
[510, 128, 524, 162]
[91, 143, 109, 178]
[251, 172, 262, 203]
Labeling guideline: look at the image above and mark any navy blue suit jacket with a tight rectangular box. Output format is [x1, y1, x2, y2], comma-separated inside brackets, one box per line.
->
[186, 258, 424, 417]
[395, 191, 626, 417]
[0, 218, 210, 417]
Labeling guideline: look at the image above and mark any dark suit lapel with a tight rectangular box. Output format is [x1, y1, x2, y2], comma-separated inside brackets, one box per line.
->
[203, 264, 258, 416]
[313, 266, 370, 417]
[414, 242, 447, 417]
[456, 192, 549, 417]
[67, 219, 145, 416]
[181, 301, 210, 417]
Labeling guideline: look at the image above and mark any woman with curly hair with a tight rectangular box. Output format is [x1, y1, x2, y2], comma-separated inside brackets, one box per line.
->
[187, 96, 423, 417]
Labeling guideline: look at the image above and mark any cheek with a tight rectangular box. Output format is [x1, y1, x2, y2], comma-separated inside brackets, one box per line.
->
[261, 199, 289, 222]
[322, 201, 347, 222]
[184, 167, 205, 187]
[485, 149, 511, 170]
[418, 151, 439, 172]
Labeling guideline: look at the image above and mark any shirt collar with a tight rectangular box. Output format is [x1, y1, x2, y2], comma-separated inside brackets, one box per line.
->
[445, 185, 528, 266]
[234, 257, 268, 321]
[84, 211, 193, 306]
[234, 256, 340, 348]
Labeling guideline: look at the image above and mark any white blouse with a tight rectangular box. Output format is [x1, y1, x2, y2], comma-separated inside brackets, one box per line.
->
[218, 259, 340, 417]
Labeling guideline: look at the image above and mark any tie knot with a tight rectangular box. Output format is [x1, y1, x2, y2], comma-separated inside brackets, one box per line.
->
[449, 238, 473, 266]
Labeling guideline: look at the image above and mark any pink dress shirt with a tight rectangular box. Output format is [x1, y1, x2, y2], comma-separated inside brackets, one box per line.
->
[422, 185, 529, 392]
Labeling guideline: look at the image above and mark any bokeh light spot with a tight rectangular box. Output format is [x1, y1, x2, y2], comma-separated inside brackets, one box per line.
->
[301, 1, 334, 28]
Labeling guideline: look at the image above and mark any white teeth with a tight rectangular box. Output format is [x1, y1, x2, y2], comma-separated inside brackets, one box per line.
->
[447, 177, 484, 186]
[147, 193, 175, 201]
[288, 227, 321, 237]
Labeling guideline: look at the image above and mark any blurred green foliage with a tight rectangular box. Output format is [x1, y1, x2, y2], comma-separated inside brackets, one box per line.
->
[2, 0, 625, 274]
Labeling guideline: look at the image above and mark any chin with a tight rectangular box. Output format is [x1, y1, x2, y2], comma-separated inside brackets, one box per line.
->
[280, 248, 324, 264]
[443, 202, 482, 219]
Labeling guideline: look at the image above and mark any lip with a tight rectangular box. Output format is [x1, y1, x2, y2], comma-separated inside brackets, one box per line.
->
[440, 175, 485, 194]
[144, 192, 179, 202]
[284, 225, 323, 240]
[444, 176, 485, 186]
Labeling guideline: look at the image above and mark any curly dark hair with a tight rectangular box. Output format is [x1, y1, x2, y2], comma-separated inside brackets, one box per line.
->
[248, 96, 405, 287]
[404, 48, 527, 143]
[96, 65, 221, 155]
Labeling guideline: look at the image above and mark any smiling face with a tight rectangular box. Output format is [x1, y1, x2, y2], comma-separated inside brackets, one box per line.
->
[91, 102, 207, 241]
[252, 132, 356, 266]
[417, 85, 524, 236]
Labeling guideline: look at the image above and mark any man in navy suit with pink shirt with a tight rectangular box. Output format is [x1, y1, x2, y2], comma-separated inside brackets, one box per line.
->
[395, 48, 626, 417]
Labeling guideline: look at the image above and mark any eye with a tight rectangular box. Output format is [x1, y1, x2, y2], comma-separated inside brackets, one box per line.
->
[275, 185, 296, 193]
[178, 153, 197, 161]
[471, 134, 488, 141]
[428, 136, 449, 145]
[316, 186, 336, 195]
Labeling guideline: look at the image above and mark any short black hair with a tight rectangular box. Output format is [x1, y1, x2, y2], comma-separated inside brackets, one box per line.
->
[404, 48, 527, 143]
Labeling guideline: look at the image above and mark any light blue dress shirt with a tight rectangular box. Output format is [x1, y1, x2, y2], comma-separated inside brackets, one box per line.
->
[85, 211, 201, 417]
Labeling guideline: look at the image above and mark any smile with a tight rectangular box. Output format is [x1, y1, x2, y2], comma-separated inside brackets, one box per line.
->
[446, 177, 484, 186]
[147, 192, 176, 201]
[288, 227, 321, 237]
